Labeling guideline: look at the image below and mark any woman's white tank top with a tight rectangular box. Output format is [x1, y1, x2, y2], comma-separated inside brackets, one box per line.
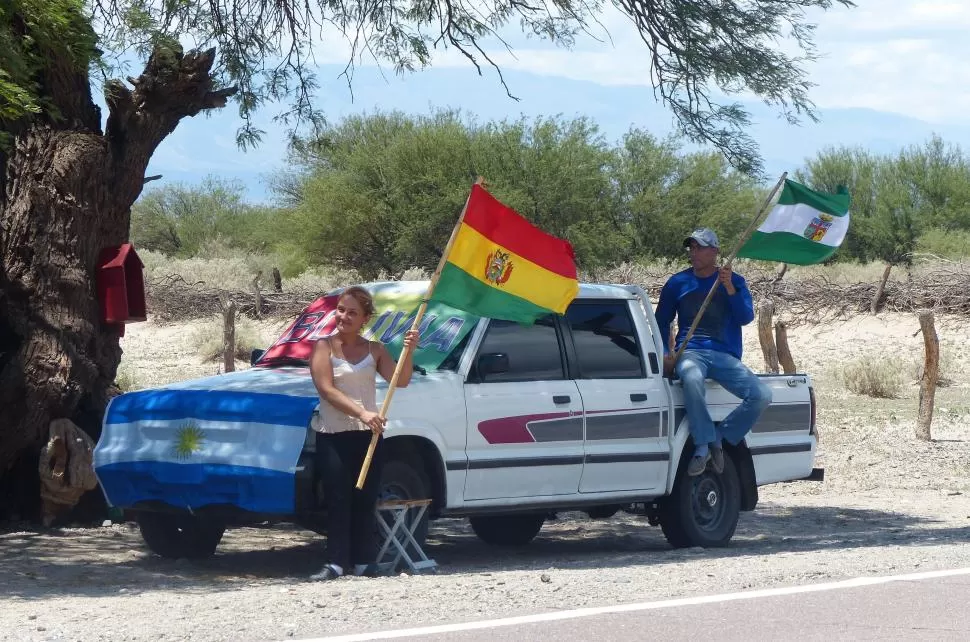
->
[311, 343, 378, 435]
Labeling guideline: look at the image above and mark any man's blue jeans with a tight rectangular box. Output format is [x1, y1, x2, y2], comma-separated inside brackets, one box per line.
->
[675, 349, 772, 455]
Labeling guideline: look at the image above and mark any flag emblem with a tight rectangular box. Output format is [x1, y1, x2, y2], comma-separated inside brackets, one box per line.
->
[803, 213, 834, 242]
[173, 422, 205, 460]
[484, 249, 514, 286]
[737, 179, 850, 265]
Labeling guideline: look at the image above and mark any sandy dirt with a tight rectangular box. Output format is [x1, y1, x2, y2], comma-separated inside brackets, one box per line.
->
[2, 312, 970, 641]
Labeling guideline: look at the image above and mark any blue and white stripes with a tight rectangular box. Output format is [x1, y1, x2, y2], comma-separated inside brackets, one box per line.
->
[94, 368, 319, 514]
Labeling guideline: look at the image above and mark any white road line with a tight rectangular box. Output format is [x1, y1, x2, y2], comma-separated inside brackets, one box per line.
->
[293, 567, 970, 642]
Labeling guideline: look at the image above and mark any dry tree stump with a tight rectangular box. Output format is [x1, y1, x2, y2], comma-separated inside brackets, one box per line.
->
[251, 271, 263, 319]
[916, 310, 939, 441]
[220, 295, 237, 374]
[272, 267, 283, 293]
[773, 262, 788, 284]
[38, 419, 98, 526]
[758, 299, 779, 374]
[871, 263, 893, 315]
[775, 321, 797, 374]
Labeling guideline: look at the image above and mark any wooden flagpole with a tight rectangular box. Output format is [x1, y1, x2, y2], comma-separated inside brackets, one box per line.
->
[356, 178, 484, 489]
[670, 172, 788, 367]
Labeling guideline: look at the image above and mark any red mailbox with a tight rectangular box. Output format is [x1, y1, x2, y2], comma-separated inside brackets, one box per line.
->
[96, 243, 147, 331]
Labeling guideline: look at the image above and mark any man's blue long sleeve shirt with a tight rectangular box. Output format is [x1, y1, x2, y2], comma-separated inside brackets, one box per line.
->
[655, 269, 755, 360]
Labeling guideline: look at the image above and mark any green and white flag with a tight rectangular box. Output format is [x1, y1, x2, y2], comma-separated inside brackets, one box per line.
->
[738, 179, 851, 265]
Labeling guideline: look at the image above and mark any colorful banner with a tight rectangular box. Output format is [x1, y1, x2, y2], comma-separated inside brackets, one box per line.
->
[257, 281, 481, 370]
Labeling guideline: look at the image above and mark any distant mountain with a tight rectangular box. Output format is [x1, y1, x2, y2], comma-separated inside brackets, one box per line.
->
[144, 65, 970, 202]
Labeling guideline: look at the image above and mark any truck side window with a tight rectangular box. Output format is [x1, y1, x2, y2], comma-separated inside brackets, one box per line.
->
[471, 315, 564, 383]
[566, 301, 645, 379]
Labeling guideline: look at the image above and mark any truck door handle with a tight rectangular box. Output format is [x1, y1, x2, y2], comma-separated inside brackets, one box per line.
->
[630, 393, 648, 402]
[553, 395, 571, 404]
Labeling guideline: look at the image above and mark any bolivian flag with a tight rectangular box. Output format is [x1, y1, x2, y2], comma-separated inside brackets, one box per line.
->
[431, 184, 579, 324]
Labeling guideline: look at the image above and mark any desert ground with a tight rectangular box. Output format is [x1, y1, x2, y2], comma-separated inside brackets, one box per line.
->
[2, 309, 970, 641]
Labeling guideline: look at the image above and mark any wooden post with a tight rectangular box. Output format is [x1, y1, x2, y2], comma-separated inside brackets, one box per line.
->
[758, 299, 779, 374]
[773, 262, 788, 284]
[251, 271, 263, 319]
[775, 321, 797, 374]
[916, 310, 939, 441]
[673, 172, 787, 365]
[356, 179, 483, 489]
[220, 295, 237, 373]
[272, 267, 283, 293]
[871, 263, 892, 315]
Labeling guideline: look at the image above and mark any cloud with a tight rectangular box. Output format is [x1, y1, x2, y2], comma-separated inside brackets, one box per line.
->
[305, 0, 970, 125]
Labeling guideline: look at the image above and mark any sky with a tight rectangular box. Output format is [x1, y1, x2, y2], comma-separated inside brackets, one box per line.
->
[136, 0, 970, 203]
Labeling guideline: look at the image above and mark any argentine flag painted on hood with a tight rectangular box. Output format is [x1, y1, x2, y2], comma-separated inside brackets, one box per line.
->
[737, 179, 850, 265]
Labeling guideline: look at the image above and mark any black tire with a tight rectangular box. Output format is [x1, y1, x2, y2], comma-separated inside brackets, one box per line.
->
[137, 512, 225, 559]
[660, 453, 741, 549]
[469, 514, 545, 546]
[377, 458, 432, 563]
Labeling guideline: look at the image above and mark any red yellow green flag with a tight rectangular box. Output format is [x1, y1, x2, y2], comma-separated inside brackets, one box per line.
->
[431, 185, 579, 323]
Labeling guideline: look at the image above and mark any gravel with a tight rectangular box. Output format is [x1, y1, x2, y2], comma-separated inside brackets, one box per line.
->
[4, 313, 969, 640]
[3, 487, 970, 642]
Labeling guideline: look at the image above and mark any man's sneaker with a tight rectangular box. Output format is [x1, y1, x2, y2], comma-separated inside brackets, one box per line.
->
[710, 447, 725, 474]
[687, 453, 711, 476]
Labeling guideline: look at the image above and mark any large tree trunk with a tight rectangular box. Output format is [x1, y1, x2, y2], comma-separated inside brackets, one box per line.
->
[0, 42, 234, 522]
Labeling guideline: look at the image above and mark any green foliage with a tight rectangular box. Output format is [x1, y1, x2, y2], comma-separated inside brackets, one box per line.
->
[798, 136, 970, 264]
[0, 0, 98, 131]
[916, 228, 970, 260]
[617, 131, 762, 258]
[131, 176, 282, 257]
[61, 0, 852, 173]
[280, 112, 613, 276]
[277, 111, 767, 278]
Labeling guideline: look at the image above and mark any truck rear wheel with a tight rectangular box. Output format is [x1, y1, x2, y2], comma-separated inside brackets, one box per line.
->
[137, 512, 225, 559]
[470, 514, 545, 546]
[660, 453, 741, 549]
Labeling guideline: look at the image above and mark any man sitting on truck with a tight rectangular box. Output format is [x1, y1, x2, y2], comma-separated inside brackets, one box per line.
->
[656, 227, 772, 476]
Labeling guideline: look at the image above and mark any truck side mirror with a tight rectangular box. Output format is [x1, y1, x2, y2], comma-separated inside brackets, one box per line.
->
[250, 348, 265, 366]
[477, 352, 510, 378]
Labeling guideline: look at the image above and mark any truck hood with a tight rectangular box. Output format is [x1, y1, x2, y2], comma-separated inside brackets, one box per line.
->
[94, 367, 322, 514]
[93, 366, 457, 514]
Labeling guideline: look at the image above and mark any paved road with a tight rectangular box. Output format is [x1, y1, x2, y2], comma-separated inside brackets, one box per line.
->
[308, 569, 970, 642]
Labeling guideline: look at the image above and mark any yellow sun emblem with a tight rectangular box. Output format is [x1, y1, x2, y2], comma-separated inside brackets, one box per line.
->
[173, 422, 206, 460]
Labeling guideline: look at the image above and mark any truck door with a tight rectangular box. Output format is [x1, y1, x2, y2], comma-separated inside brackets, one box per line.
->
[566, 299, 670, 493]
[462, 315, 584, 501]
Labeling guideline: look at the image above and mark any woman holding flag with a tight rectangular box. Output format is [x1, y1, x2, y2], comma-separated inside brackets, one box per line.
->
[308, 285, 418, 581]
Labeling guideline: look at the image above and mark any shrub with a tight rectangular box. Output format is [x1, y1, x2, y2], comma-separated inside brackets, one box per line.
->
[916, 228, 970, 260]
[840, 355, 905, 398]
[114, 366, 140, 392]
[190, 315, 261, 363]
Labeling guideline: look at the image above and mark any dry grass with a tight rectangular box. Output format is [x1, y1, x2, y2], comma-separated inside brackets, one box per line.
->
[114, 366, 141, 392]
[189, 315, 262, 363]
[839, 354, 906, 398]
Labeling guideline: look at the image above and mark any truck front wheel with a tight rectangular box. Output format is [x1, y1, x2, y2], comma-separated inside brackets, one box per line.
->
[470, 514, 545, 546]
[136, 512, 226, 559]
[660, 453, 741, 548]
[377, 458, 432, 562]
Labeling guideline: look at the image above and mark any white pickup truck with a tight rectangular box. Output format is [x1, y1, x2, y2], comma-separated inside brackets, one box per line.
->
[94, 280, 822, 560]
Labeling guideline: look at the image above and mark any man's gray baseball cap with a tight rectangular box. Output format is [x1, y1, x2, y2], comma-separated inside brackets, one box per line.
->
[683, 227, 720, 249]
